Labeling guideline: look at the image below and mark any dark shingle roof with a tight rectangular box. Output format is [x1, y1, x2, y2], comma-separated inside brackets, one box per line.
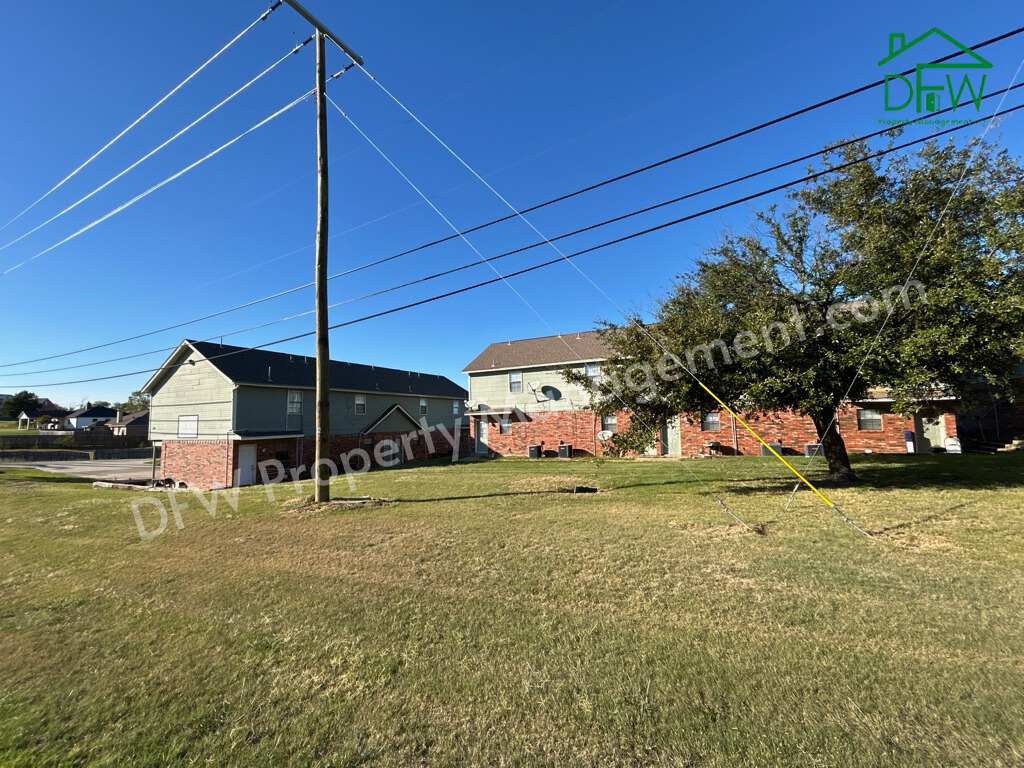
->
[186, 341, 467, 399]
[67, 405, 117, 419]
[112, 410, 149, 426]
[463, 330, 611, 373]
[20, 408, 69, 420]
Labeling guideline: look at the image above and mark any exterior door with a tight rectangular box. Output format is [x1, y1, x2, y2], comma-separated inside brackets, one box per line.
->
[915, 414, 944, 453]
[665, 418, 682, 456]
[237, 444, 257, 486]
[475, 417, 489, 454]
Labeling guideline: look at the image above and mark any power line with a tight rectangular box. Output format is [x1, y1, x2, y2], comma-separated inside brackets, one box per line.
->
[0, 89, 313, 278]
[5, 79, 1019, 372]
[0, 37, 312, 259]
[11, 100, 1024, 389]
[3, 98, 1020, 381]
[0, 3, 282, 235]
[320, 24, 1024, 264]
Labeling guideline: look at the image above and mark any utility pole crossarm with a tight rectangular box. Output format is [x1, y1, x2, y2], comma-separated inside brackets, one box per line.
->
[281, 0, 364, 66]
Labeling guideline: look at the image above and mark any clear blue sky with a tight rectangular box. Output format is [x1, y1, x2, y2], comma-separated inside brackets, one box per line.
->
[0, 0, 1021, 406]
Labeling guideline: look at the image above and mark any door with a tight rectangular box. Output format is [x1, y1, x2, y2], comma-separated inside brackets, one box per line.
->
[237, 443, 257, 486]
[915, 414, 944, 453]
[665, 418, 682, 456]
[475, 417, 489, 454]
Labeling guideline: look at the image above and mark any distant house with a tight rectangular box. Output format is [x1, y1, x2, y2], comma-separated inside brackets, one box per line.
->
[16, 408, 70, 430]
[64, 403, 117, 431]
[464, 330, 979, 457]
[143, 340, 469, 489]
[0, 394, 12, 407]
[109, 409, 149, 437]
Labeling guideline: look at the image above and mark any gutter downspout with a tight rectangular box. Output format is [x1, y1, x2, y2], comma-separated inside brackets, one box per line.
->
[731, 413, 739, 455]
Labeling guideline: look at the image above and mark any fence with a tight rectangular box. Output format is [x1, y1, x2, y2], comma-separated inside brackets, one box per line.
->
[0, 434, 149, 450]
[94, 447, 160, 460]
[0, 450, 92, 462]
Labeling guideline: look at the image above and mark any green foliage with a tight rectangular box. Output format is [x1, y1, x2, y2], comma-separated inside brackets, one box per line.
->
[0, 391, 40, 418]
[113, 390, 151, 414]
[572, 137, 1024, 477]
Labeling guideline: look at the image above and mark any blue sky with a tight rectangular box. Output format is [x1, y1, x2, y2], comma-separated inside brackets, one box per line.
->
[0, 0, 1021, 406]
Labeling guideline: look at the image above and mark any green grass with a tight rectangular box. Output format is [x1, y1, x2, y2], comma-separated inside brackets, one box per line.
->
[1, 454, 1023, 766]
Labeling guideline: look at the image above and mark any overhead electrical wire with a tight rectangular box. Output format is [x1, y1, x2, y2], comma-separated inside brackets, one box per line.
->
[4, 79, 1020, 371]
[0, 2, 282, 235]
[0, 36, 313, 258]
[0, 89, 314, 278]
[4, 97, 1021, 379]
[10, 99, 1024, 389]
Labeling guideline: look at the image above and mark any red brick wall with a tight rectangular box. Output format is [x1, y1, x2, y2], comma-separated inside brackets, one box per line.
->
[161, 440, 233, 489]
[472, 410, 632, 457]
[472, 405, 957, 458]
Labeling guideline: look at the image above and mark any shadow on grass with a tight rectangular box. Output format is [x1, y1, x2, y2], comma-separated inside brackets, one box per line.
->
[720, 454, 1024, 495]
[394, 490, 564, 503]
[0, 471, 94, 485]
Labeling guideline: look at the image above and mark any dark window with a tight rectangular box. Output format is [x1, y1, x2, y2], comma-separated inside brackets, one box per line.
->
[701, 412, 720, 432]
[355, 395, 366, 415]
[420, 398, 428, 416]
[287, 390, 303, 415]
[601, 414, 617, 434]
[857, 408, 883, 431]
[509, 371, 523, 393]
[500, 415, 512, 435]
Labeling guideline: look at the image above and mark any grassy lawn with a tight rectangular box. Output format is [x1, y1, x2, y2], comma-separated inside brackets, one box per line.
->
[1, 454, 1023, 766]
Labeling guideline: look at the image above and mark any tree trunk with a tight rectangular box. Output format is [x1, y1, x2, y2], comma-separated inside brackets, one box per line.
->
[812, 411, 856, 483]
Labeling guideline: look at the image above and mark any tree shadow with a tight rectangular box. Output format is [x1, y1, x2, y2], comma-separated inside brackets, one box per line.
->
[721, 454, 1024, 495]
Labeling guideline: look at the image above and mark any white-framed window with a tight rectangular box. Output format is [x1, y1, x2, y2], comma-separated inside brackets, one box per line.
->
[355, 394, 366, 415]
[287, 390, 303, 415]
[500, 415, 512, 434]
[701, 412, 720, 432]
[452, 400, 460, 416]
[857, 408, 883, 431]
[177, 415, 199, 439]
[508, 370, 522, 393]
[585, 362, 602, 385]
[601, 414, 617, 434]
[420, 398, 428, 416]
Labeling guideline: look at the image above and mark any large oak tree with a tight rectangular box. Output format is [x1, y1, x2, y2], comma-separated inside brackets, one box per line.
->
[572, 136, 1024, 482]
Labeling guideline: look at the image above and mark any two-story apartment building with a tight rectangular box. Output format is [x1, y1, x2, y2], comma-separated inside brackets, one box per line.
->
[464, 330, 974, 458]
[144, 340, 468, 489]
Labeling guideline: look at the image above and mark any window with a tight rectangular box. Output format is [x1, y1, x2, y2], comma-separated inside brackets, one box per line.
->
[287, 390, 303, 415]
[500, 415, 512, 434]
[508, 370, 522, 393]
[857, 408, 883, 431]
[420, 398, 428, 416]
[355, 394, 366, 415]
[585, 362, 602, 385]
[452, 400, 460, 416]
[177, 415, 198, 438]
[701, 412, 720, 432]
[601, 414, 617, 434]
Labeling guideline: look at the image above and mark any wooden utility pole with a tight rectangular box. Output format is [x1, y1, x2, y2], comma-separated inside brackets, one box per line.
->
[313, 28, 331, 503]
[280, 0, 362, 504]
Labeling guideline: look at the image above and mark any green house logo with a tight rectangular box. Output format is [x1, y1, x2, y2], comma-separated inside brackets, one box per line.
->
[878, 27, 992, 113]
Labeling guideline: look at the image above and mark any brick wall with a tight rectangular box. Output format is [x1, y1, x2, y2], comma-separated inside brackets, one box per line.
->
[161, 440, 233, 489]
[472, 405, 957, 458]
[472, 410, 632, 457]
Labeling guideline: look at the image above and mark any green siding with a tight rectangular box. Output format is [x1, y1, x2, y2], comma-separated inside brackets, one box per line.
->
[234, 386, 462, 436]
[468, 364, 595, 414]
[149, 348, 234, 441]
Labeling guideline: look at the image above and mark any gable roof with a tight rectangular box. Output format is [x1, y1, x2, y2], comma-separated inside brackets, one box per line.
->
[360, 404, 421, 435]
[67, 405, 117, 419]
[144, 340, 467, 400]
[112, 409, 149, 427]
[18, 408, 69, 420]
[463, 330, 611, 373]
[877, 28, 993, 68]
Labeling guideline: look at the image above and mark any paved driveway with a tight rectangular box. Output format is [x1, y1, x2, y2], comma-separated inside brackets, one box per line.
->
[0, 459, 155, 483]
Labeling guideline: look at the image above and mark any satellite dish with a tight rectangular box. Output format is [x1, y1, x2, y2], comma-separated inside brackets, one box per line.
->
[466, 400, 478, 409]
[597, 430, 614, 441]
[527, 380, 542, 391]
